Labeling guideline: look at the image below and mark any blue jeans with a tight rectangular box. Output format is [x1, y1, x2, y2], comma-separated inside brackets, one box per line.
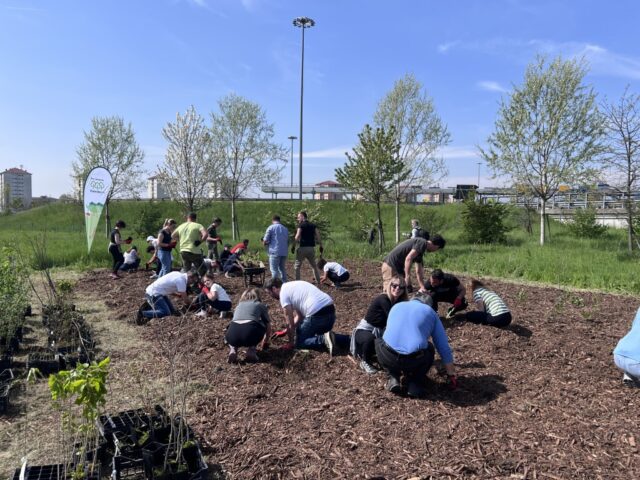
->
[143, 294, 174, 319]
[119, 259, 140, 271]
[614, 353, 640, 378]
[295, 307, 350, 350]
[269, 255, 288, 282]
[158, 249, 172, 277]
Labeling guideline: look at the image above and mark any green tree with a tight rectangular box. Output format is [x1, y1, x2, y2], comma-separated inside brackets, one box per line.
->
[567, 206, 608, 239]
[601, 86, 640, 252]
[335, 125, 408, 252]
[211, 94, 286, 240]
[72, 116, 146, 235]
[374, 73, 451, 243]
[158, 106, 219, 213]
[461, 200, 511, 244]
[480, 56, 605, 245]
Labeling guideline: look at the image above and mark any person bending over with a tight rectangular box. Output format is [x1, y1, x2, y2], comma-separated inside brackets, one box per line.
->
[424, 268, 468, 318]
[194, 273, 232, 317]
[108, 220, 132, 279]
[264, 278, 349, 355]
[119, 245, 140, 272]
[375, 292, 457, 398]
[140, 270, 199, 321]
[224, 288, 272, 364]
[381, 235, 445, 293]
[614, 306, 640, 388]
[318, 258, 350, 288]
[350, 275, 408, 374]
[466, 279, 511, 327]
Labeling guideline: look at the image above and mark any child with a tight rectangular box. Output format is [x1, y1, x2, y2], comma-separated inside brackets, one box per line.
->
[223, 251, 245, 278]
[466, 279, 512, 327]
[119, 246, 140, 272]
[317, 258, 350, 288]
[220, 244, 232, 264]
[224, 288, 271, 364]
[194, 272, 232, 317]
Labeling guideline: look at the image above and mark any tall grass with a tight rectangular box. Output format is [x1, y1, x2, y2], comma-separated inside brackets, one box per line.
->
[2, 199, 638, 294]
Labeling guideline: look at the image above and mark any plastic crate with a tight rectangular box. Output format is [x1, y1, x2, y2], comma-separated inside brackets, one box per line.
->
[26, 353, 62, 375]
[0, 383, 10, 414]
[11, 463, 101, 480]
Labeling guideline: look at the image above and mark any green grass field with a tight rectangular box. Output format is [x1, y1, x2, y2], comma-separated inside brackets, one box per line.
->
[2, 199, 638, 294]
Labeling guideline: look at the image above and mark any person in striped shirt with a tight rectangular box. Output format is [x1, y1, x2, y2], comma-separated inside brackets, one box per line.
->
[466, 279, 512, 327]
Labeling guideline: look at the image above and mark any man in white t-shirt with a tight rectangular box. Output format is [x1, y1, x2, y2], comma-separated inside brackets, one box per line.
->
[264, 278, 349, 354]
[317, 258, 350, 288]
[140, 271, 199, 320]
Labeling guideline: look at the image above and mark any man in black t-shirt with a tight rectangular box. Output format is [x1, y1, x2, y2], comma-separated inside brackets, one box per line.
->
[381, 234, 446, 292]
[206, 217, 222, 262]
[424, 268, 468, 317]
[293, 211, 323, 283]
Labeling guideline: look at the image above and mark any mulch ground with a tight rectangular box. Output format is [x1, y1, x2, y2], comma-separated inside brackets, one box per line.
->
[74, 260, 640, 480]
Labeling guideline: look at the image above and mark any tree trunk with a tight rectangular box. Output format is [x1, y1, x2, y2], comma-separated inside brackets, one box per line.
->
[231, 198, 238, 241]
[376, 202, 385, 253]
[539, 199, 546, 246]
[394, 192, 400, 244]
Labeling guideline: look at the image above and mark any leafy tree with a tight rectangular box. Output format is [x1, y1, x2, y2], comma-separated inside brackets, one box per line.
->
[72, 116, 146, 235]
[480, 56, 606, 246]
[567, 206, 608, 239]
[158, 106, 219, 213]
[335, 125, 408, 252]
[601, 86, 640, 252]
[132, 201, 164, 239]
[461, 200, 512, 244]
[211, 93, 286, 240]
[374, 74, 451, 243]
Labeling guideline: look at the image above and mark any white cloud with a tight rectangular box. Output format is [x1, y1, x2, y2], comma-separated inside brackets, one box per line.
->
[477, 80, 508, 93]
[304, 146, 352, 159]
[438, 146, 480, 160]
[437, 41, 460, 54]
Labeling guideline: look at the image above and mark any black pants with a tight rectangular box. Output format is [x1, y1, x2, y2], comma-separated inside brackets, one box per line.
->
[466, 310, 512, 327]
[374, 339, 435, 382]
[327, 271, 350, 284]
[431, 291, 468, 313]
[353, 329, 377, 364]
[195, 293, 232, 312]
[225, 321, 266, 348]
[109, 245, 124, 273]
[181, 251, 205, 275]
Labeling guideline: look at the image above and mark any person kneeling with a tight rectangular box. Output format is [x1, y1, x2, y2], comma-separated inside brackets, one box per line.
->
[465, 279, 512, 327]
[375, 292, 457, 398]
[614, 306, 640, 388]
[140, 271, 199, 321]
[195, 273, 232, 317]
[224, 288, 271, 364]
[318, 258, 350, 288]
[424, 268, 468, 318]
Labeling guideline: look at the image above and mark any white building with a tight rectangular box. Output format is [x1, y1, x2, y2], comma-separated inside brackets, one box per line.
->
[148, 174, 171, 200]
[0, 167, 32, 211]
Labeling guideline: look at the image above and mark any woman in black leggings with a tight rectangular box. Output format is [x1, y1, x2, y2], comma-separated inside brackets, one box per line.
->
[108, 220, 130, 279]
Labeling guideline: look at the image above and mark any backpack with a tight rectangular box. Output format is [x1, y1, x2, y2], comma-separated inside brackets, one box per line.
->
[414, 228, 429, 240]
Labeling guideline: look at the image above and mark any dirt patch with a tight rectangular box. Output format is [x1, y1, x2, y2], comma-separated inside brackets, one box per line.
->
[3, 261, 640, 479]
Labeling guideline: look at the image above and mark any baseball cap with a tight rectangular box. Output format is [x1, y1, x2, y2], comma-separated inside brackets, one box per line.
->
[146, 236, 156, 242]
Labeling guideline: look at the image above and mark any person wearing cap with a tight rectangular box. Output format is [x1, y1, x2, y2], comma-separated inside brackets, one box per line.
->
[145, 235, 161, 277]
[138, 270, 200, 321]
[374, 292, 457, 398]
[381, 235, 446, 293]
[262, 215, 289, 282]
[172, 212, 208, 275]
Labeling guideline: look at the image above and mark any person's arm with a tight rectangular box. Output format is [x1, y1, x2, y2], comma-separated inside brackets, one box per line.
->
[113, 231, 124, 245]
[206, 287, 219, 301]
[294, 227, 302, 243]
[171, 229, 179, 241]
[261, 323, 272, 349]
[319, 268, 328, 284]
[404, 249, 419, 287]
[263, 226, 271, 245]
[283, 305, 296, 344]
[200, 227, 209, 243]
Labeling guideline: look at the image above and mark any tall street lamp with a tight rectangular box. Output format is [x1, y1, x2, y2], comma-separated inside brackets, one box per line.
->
[288, 135, 297, 199]
[293, 16, 315, 200]
[477, 162, 481, 188]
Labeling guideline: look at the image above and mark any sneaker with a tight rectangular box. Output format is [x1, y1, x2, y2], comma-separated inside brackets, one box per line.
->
[385, 375, 402, 394]
[407, 381, 426, 398]
[149, 273, 158, 279]
[195, 310, 208, 318]
[359, 360, 378, 375]
[244, 349, 259, 363]
[110, 273, 120, 280]
[623, 373, 640, 388]
[334, 282, 341, 289]
[323, 331, 336, 356]
[219, 311, 232, 319]
[227, 351, 238, 364]
[135, 309, 148, 325]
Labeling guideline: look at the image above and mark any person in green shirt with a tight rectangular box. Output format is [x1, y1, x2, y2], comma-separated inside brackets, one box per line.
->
[172, 212, 208, 275]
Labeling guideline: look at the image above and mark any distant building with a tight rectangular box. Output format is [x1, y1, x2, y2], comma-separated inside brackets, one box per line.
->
[148, 174, 171, 200]
[0, 167, 32, 211]
[313, 180, 343, 201]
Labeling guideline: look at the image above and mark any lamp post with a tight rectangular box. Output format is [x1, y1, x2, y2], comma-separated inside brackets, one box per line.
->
[293, 16, 315, 200]
[288, 135, 297, 199]
[477, 162, 481, 189]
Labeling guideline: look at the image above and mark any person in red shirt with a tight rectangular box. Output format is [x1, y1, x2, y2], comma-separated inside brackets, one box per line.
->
[230, 239, 249, 254]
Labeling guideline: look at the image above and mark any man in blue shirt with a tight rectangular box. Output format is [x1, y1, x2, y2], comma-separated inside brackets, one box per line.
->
[263, 215, 290, 282]
[614, 307, 640, 387]
[375, 292, 457, 397]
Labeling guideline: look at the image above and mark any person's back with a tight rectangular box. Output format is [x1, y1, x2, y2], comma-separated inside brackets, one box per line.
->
[298, 221, 316, 247]
[146, 271, 185, 297]
[175, 221, 204, 253]
[384, 238, 428, 275]
[280, 280, 333, 317]
[265, 222, 289, 256]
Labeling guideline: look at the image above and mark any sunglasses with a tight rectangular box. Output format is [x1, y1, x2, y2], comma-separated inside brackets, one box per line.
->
[390, 283, 405, 290]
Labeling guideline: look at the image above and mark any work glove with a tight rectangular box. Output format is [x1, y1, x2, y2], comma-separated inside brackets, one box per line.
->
[453, 297, 464, 309]
[447, 374, 458, 391]
[125, 237, 133, 244]
[169, 241, 177, 249]
[273, 328, 289, 338]
[280, 342, 294, 351]
[319, 246, 324, 254]
[194, 240, 202, 246]
[291, 246, 296, 255]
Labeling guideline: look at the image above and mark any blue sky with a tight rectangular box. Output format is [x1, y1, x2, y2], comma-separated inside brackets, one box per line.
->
[1, 0, 639, 197]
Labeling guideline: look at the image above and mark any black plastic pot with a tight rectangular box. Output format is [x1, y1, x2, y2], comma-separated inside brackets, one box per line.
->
[26, 352, 62, 374]
[0, 383, 10, 414]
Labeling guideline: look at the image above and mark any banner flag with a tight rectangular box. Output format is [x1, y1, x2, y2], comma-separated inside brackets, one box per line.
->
[83, 167, 113, 253]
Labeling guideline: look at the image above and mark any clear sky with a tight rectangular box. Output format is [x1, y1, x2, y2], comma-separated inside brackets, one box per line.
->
[1, 0, 639, 197]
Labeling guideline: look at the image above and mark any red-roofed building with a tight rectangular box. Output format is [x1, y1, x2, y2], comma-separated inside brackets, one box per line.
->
[0, 166, 32, 211]
[313, 180, 343, 200]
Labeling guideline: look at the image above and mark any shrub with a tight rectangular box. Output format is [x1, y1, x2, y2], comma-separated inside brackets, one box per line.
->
[567, 207, 608, 239]
[461, 200, 511, 244]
